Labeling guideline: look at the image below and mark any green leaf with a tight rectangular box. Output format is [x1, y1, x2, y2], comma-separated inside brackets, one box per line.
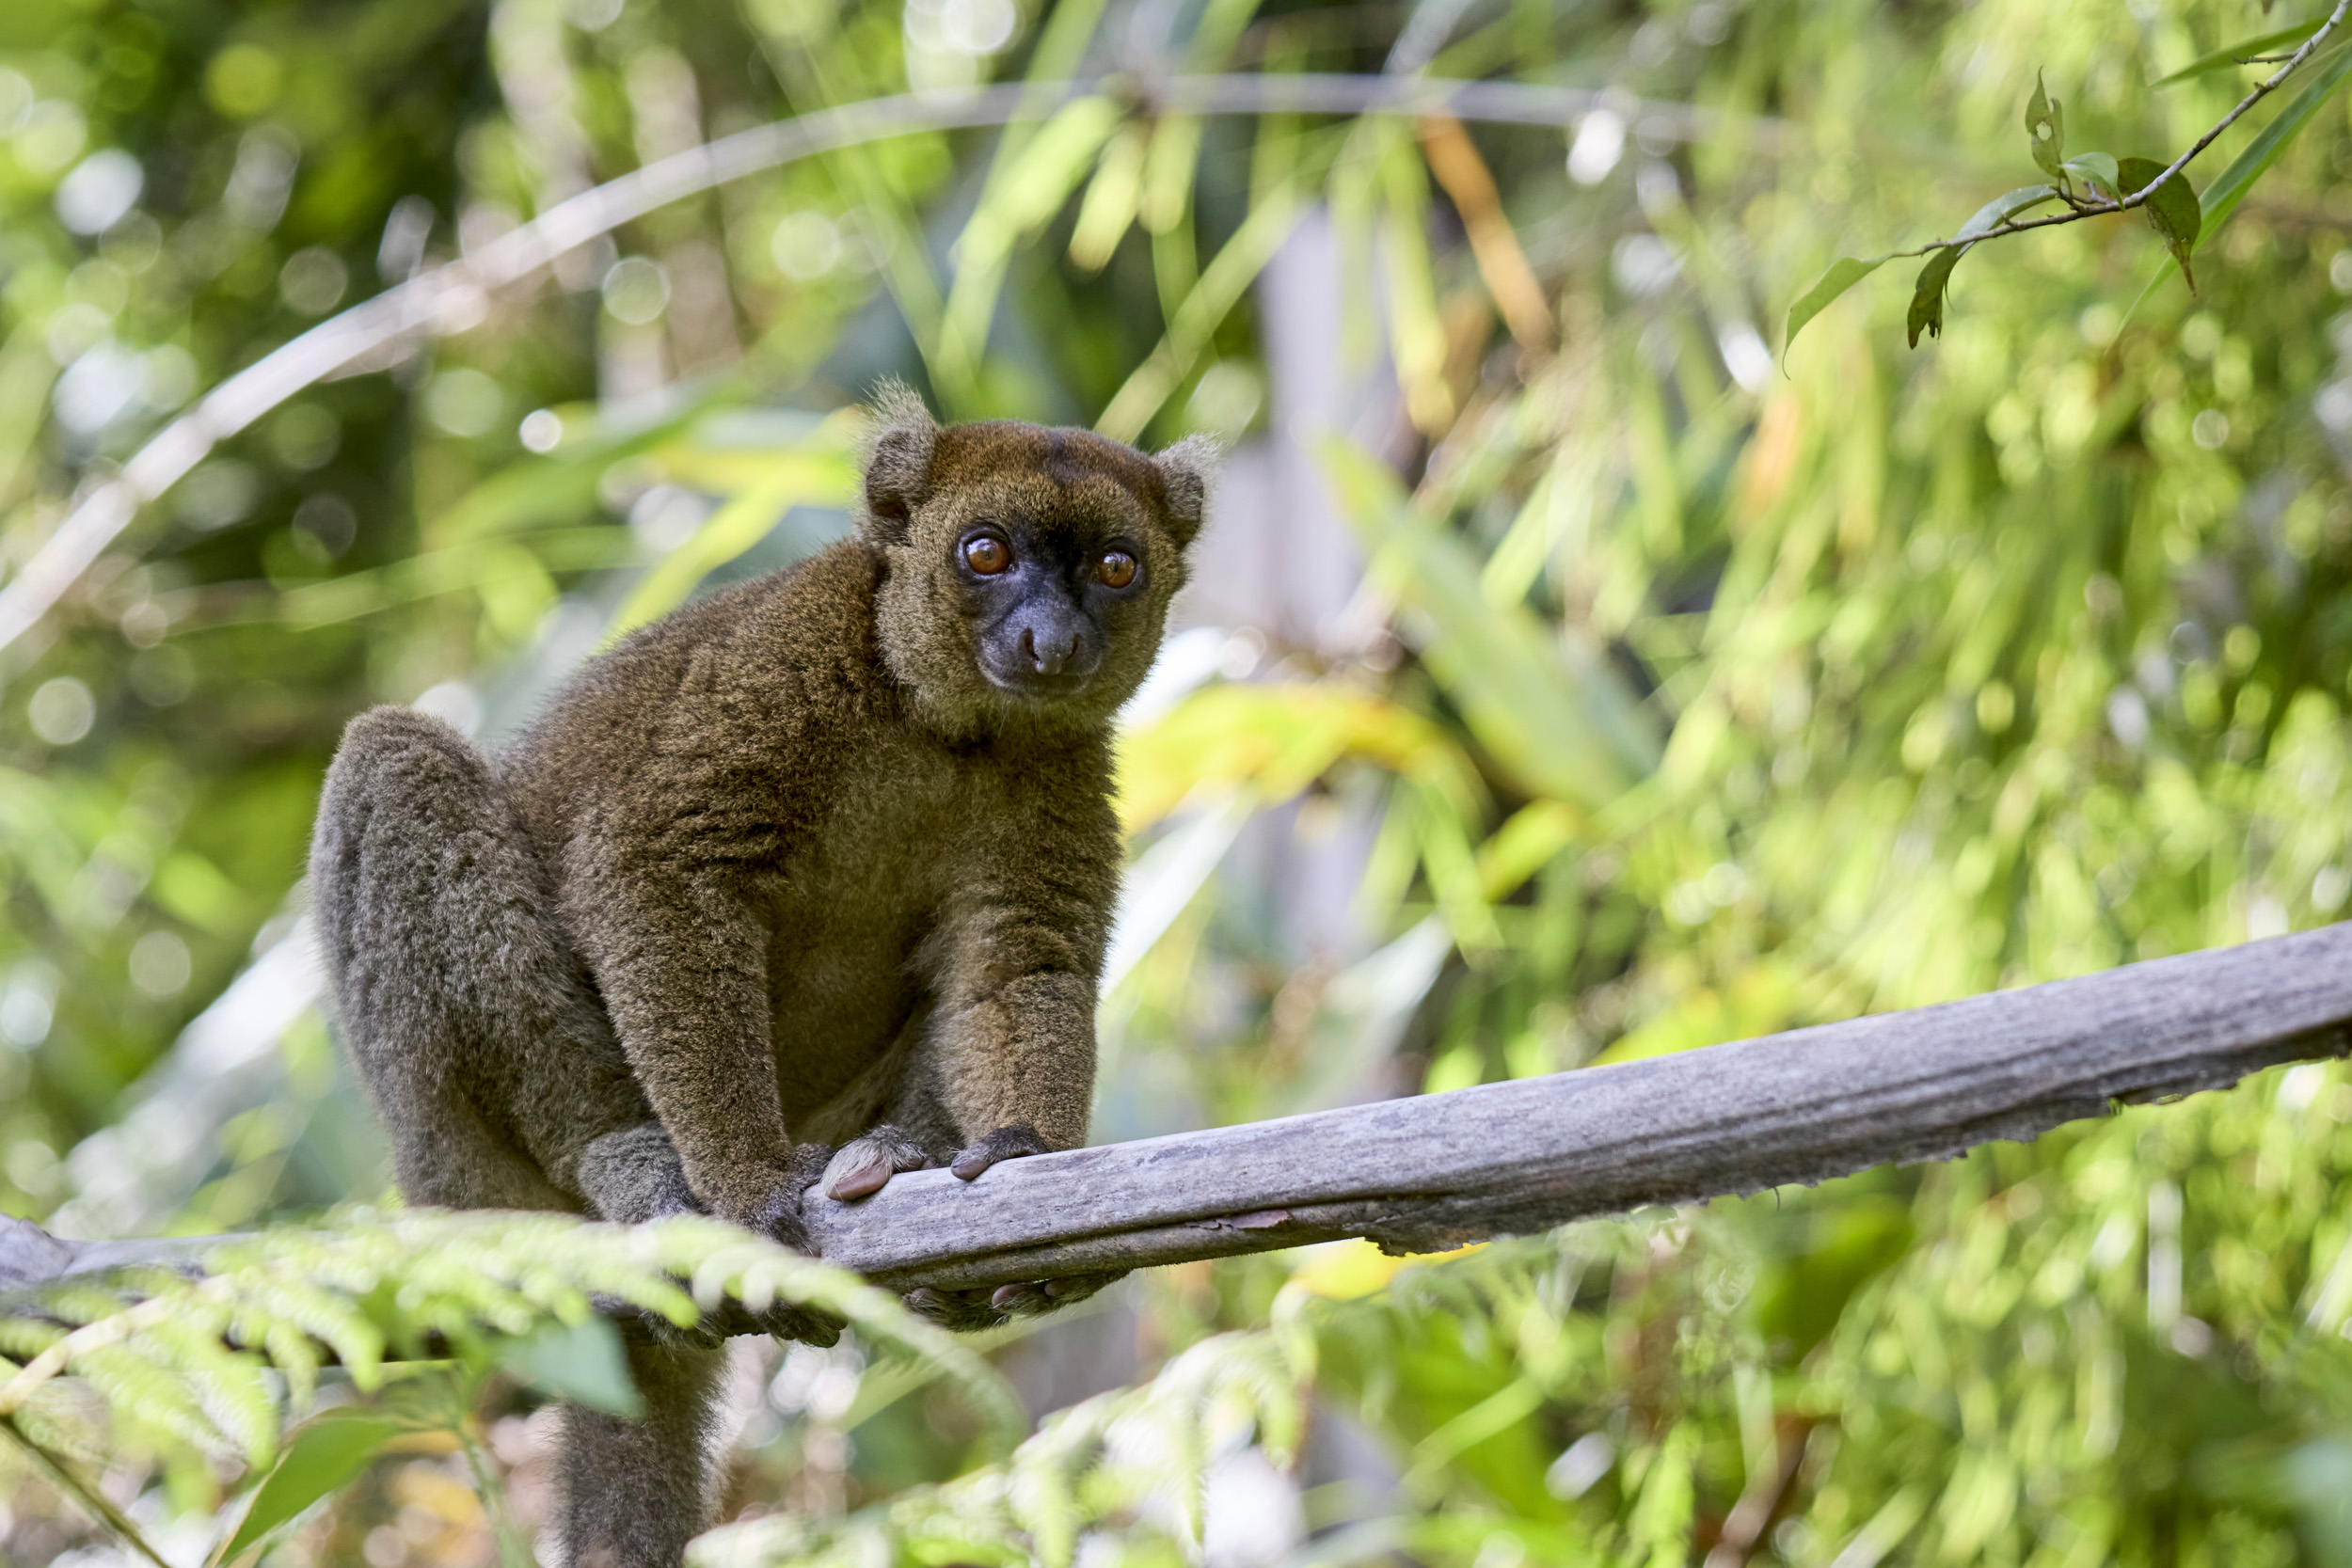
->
[1783, 256, 1887, 355]
[218, 1411, 404, 1564]
[496, 1316, 644, 1418]
[2153, 20, 2325, 86]
[1314, 438, 1661, 806]
[2196, 40, 2352, 243]
[2119, 157, 2201, 290]
[2026, 71, 2065, 178]
[2061, 151, 2121, 198]
[1957, 183, 2061, 240]
[1907, 247, 1964, 348]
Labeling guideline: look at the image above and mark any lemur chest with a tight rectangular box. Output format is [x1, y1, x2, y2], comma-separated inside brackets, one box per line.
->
[757, 742, 998, 1110]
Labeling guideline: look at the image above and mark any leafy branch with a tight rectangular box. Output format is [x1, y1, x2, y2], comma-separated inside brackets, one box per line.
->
[1787, 0, 2352, 353]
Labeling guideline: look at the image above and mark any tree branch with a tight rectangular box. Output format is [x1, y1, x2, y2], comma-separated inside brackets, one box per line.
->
[8, 925, 2347, 1306]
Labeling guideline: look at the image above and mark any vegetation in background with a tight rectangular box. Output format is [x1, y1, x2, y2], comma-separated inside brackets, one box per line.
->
[8, 0, 2352, 1562]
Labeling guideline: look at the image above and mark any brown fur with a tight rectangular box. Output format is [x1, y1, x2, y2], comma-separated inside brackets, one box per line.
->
[309, 387, 1211, 1567]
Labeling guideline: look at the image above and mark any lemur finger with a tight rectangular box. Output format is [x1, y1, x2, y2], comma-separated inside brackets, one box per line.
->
[736, 1180, 817, 1253]
[758, 1304, 847, 1348]
[822, 1126, 932, 1201]
[1041, 1271, 1126, 1304]
[948, 1122, 1050, 1181]
[903, 1286, 1008, 1332]
[989, 1270, 1124, 1317]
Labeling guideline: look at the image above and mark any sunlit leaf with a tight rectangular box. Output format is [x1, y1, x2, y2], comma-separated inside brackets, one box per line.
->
[1957, 183, 2060, 240]
[1316, 438, 1661, 806]
[602, 451, 858, 640]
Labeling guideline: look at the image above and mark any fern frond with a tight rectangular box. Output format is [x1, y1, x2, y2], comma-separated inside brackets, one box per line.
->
[692, 1326, 1314, 1568]
[0, 1207, 1022, 1481]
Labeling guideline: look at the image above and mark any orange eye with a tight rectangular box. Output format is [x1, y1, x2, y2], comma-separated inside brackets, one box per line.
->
[963, 534, 1011, 575]
[1097, 550, 1137, 589]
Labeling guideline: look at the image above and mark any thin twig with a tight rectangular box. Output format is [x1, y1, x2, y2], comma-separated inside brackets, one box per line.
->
[1892, 0, 2352, 259]
[0, 72, 1784, 662]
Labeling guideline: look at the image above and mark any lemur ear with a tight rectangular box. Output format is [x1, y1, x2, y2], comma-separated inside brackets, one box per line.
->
[1152, 432, 1221, 547]
[861, 378, 939, 546]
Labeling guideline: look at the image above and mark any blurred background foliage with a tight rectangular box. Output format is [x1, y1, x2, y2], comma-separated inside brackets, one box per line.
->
[7, 0, 2352, 1560]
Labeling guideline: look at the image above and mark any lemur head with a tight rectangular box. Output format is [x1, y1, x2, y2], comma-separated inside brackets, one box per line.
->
[859, 380, 1216, 735]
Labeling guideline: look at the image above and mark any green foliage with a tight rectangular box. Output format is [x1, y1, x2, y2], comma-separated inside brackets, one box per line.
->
[695, 1325, 1311, 1568]
[1788, 8, 2352, 354]
[0, 1211, 1016, 1560]
[11, 0, 2352, 1562]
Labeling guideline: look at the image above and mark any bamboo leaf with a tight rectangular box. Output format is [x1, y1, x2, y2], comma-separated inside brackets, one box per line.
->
[1315, 438, 1661, 806]
[2195, 40, 2352, 243]
[602, 451, 857, 641]
[937, 94, 1125, 399]
[1094, 190, 1301, 443]
[2154, 20, 2325, 86]
[1784, 257, 1887, 355]
[1068, 123, 1148, 274]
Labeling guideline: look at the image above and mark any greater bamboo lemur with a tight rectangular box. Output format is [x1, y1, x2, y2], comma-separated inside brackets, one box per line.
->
[310, 383, 1214, 1567]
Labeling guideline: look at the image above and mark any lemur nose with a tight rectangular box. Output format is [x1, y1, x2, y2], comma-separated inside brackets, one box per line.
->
[1022, 626, 1076, 675]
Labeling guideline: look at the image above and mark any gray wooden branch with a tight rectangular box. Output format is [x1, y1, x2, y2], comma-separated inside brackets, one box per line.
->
[6, 925, 2347, 1303]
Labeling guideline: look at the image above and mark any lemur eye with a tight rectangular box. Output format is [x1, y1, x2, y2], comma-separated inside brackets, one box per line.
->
[1096, 550, 1137, 589]
[962, 534, 1011, 576]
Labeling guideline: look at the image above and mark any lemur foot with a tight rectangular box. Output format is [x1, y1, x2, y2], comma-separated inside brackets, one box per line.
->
[597, 1293, 729, 1350]
[938, 1124, 1120, 1323]
[712, 1145, 849, 1344]
[821, 1125, 933, 1200]
[901, 1270, 1128, 1330]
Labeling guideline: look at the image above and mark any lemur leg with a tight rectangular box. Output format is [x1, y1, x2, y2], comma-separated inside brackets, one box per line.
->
[313, 708, 749, 1568]
[312, 706, 709, 1223]
[560, 1338, 727, 1568]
